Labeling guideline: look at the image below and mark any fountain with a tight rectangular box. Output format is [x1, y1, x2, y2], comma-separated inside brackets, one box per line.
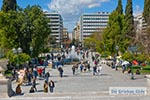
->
[69, 45, 79, 61]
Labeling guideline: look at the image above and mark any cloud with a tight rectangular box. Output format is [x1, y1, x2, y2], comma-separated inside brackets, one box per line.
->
[134, 5, 142, 16]
[48, 0, 109, 31]
[88, 3, 100, 8]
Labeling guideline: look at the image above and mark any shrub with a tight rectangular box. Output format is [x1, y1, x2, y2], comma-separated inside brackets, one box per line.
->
[6, 50, 31, 65]
[122, 52, 134, 62]
[135, 54, 147, 62]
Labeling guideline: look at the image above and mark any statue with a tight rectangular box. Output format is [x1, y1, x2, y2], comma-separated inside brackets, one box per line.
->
[0, 60, 15, 97]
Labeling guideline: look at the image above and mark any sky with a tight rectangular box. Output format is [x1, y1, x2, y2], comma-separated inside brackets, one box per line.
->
[0, 0, 144, 32]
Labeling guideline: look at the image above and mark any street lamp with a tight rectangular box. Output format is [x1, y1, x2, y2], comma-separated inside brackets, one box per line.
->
[17, 47, 22, 54]
[30, 46, 33, 57]
[115, 45, 119, 55]
[104, 44, 106, 57]
[115, 45, 119, 70]
[12, 47, 22, 69]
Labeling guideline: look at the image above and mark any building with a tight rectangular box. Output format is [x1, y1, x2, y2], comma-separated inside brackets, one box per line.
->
[62, 28, 69, 46]
[134, 14, 147, 35]
[68, 33, 73, 41]
[73, 22, 80, 40]
[45, 12, 63, 45]
[134, 13, 150, 53]
[79, 12, 110, 41]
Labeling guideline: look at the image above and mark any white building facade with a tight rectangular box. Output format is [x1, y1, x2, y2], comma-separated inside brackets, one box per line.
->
[79, 12, 110, 41]
[45, 12, 63, 44]
[134, 14, 147, 34]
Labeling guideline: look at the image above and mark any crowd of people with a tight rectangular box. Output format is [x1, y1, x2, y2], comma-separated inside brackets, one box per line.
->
[12, 47, 104, 95]
[71, 51, 103, 76]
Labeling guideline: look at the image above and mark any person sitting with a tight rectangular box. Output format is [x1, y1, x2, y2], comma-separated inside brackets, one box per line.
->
[136, 69, 140, 75]
[44, 81, 48, 93]
[128, 68, 132, 74]
[16, 84, 22, 95]
[29, 86, 35, 93]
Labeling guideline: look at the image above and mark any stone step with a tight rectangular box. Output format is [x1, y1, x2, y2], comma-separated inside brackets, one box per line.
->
[1, 94, 149, 100]
[23, 91, 109, 97]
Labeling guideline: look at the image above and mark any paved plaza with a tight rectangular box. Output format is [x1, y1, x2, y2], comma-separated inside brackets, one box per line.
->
[1, 55, 150, 100]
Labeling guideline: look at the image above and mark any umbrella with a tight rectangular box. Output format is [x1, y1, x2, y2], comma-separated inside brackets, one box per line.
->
[121, 61, 130, 66]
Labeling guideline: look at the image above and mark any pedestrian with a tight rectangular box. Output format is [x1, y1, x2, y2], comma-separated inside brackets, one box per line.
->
[122, 65, 126, 73]
[72, 65, 76, 75]
[45, 72, 50, 82]
[58, 67, 63, 77]
[93, 66, 97, 75]
[92, 56, 95, 61]
[80, 64, 83, 72]
[136, 69, 140, 75]
[16, 84, 22, 95]
[33, 67, 38, 79]
[87, 61, 91, 71]
[26, 71, 32, 85]
[97, 65, 102, 75]
[38, 68, 42, 77]
[49, 80, 55, 93]
[32, 78, 37, 92]
[29, 86, 35, 93]
[42, 67, 45, 77]
[44, 81, 48, 93]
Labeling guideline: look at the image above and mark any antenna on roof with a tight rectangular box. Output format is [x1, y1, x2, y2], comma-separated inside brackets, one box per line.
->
[53, 5, 59, 13]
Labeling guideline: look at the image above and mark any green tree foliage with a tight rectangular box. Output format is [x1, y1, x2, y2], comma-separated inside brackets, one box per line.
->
[0, 11, 19, 49]
[6, 50, 31, 65]
[0, 5, 51, 57]
[143, 0, 150, 25]
[116, 0, 123, 14]
[84, 0, 131, 57]
[1, 0, 17, 12]
[84, 32, 103, 51]
[121, 52, 134, 62]
[124, 0, 135, 38]
[101, 0, 130, 56]
[23, 6, 51, 57]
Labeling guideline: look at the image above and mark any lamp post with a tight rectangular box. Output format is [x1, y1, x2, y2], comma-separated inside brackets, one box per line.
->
[115, 45, 119, 56]
[12, 47, 22, 69]
[104, 44, 106, 57]
[115, 45, 119, 70]
[30, 46, 33, 57]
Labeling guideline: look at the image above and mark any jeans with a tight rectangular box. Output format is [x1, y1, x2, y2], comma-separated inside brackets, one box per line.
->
[50, 87, 54, 93]
[45, 77, 49, 82]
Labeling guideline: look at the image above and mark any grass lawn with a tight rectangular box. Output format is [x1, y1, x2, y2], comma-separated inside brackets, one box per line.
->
[131, 65, 150, 75]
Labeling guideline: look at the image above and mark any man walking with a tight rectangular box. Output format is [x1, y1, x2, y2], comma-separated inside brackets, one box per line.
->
[72, 65, 76, 75]
[58, 67, 63, 77]
[49, 80, 55, 93]
[45, 72, 50, 82]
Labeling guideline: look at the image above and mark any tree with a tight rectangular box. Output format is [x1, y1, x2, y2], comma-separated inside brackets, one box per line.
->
[143, 0, 150, 25]
[124, 0, 135, 38]
[1, 0, 17, 12]
[101, 0, 128, 56]
[84, 32, 103, 51]
[6, 50, 31, 67]
[0, 11, 19, 49]
[0, 5, 51, 57]
[22, 6, 51, 57]
[116, 0, 123, 14]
